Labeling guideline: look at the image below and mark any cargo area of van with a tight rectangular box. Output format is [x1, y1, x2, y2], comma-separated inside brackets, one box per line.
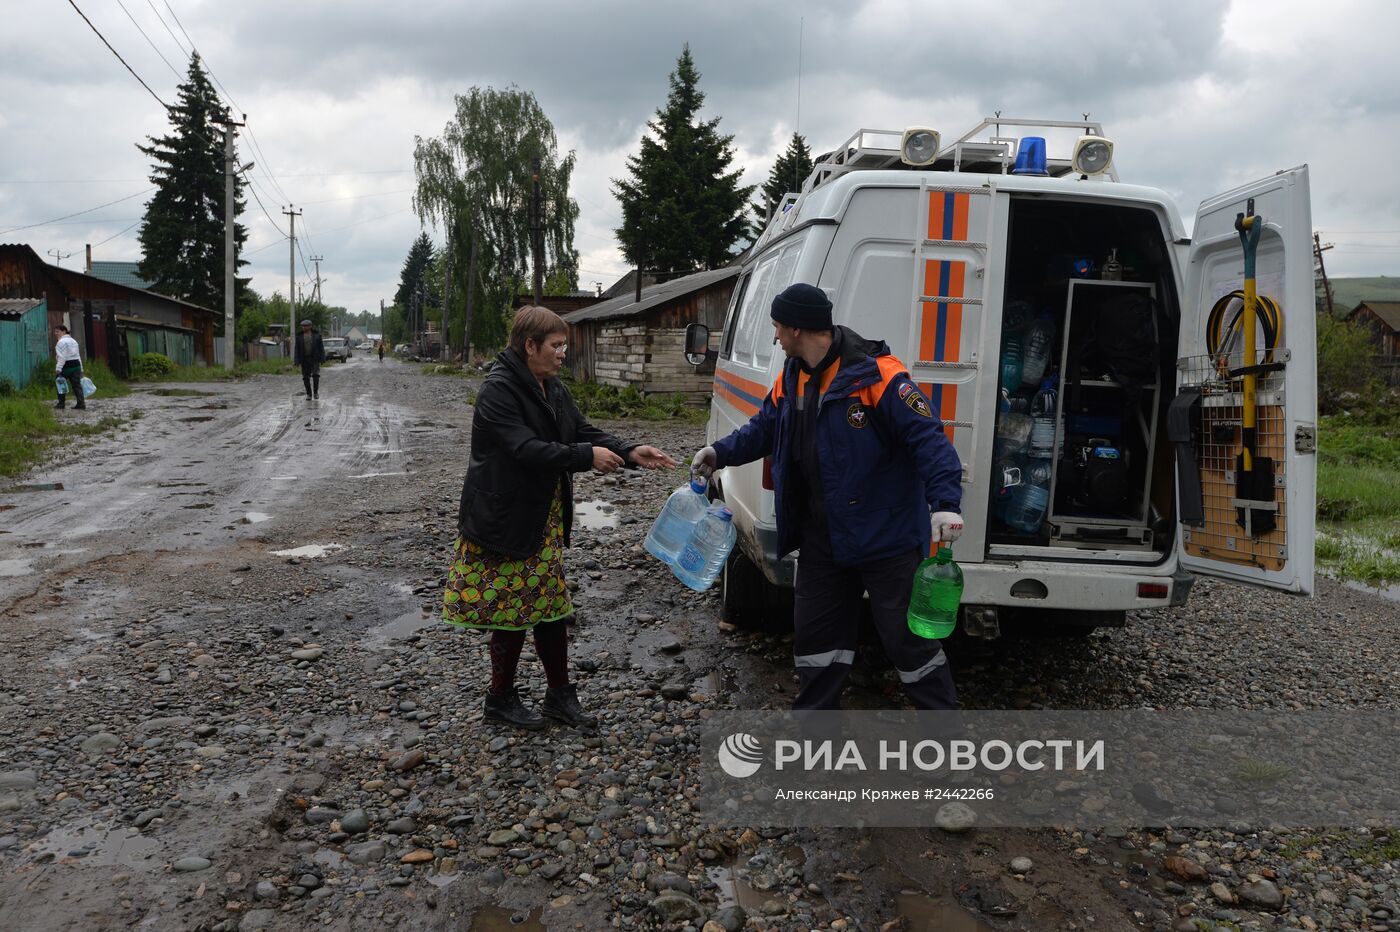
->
[985, 197, 1180, 563]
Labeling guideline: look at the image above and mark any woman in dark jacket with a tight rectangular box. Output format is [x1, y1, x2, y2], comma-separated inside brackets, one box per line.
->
[444, 306, 676, 730]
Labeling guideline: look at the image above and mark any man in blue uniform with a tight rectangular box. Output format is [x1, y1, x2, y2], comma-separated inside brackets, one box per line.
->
[694, 283, 964, 710]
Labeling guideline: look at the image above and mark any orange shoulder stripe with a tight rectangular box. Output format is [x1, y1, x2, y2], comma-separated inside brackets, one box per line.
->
[857, 355, 907, 407]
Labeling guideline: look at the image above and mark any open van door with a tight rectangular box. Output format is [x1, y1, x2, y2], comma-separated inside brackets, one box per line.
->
[1176, 166, 1316, 594]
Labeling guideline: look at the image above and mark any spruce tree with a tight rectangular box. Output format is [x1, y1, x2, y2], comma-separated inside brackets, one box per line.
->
[749, 133, 814, 240]
[613, 45, 753, 274]
[394, 232, 438, 312]
[137, 55, 246, 312]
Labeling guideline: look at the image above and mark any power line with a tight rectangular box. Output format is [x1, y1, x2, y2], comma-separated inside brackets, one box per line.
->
[0, 188, 153, 237]
[238, 166, 287, 238]
[114, 0, 182, 80]
[65, 0, 169, 110]
[297, 188, 415, 207]
[94, 218, 144, 248]
[143, 0, 190, 57]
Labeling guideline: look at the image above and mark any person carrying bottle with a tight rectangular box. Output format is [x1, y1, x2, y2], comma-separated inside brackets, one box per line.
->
[53, 324, 85, 410]
[692, 283, 964, 711]
[445, 306, 677, 730]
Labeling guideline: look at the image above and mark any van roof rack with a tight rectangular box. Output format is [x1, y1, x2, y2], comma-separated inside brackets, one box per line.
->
[753, 117, 1116, 249]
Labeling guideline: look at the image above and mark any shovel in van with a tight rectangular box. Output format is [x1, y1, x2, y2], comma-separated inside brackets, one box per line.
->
[1233, 201, 1276, 536]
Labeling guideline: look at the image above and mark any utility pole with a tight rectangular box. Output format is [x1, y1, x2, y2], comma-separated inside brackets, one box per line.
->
[216, 112, 245, 370]
[441, 229, 453, 361]
[379, 298, 385, 348]
[310, 255, 324, 304]
[282, 206, 302, 340]
[463, 198, 480, 366]
[1313, 232, 1336, 316]
[531, 155, 543, 304]
[46, 249, 73, 267]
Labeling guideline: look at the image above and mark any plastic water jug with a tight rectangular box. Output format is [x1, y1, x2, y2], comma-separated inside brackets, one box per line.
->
[1006, 459, 1052, 534]
[55, 376, 69, 394]
[645, 478, 710, 565]
[1020, 312, 1056, 388]
[1028, 378, 1058, 459]
[994, 410, 1032, 458]
[672, 505, 736, 592]
[991, 450, 1024, 521]
[908, 547, 963, 639]
[999, 334, 1024, 390]
[80, 376, 97, 398]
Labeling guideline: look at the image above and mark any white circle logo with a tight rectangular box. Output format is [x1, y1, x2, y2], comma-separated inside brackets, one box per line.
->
[718, 733, 764, 778]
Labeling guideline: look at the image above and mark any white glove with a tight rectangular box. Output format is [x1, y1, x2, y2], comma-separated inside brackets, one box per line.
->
[931, 511, 964, 543]
[691, 446, 718, 479]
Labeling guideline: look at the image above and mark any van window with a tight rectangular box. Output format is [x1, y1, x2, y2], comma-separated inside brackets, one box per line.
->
[720, 272, 750, 359]
[732, 256, 778, 365]
[752, 244, 802, 369]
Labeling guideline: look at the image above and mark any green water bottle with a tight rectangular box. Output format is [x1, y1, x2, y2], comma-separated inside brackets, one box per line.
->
[908, 547, 963, 639]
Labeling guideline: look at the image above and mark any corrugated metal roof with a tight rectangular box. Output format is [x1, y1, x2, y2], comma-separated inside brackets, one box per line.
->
[562, 266, 740, 324]
[0, 297, 44, 320]
[88, 260, 154, 290]
[1352, 301, 1400, 331]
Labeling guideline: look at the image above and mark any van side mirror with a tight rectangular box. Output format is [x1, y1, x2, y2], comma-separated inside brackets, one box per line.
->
[684, 323, 710, 366]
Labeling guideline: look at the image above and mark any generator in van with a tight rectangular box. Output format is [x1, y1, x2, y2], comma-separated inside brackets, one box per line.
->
[684, 117, 1316, 636]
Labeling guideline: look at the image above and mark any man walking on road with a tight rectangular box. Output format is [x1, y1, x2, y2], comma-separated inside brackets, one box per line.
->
[693, 283, 964, 711]
[53, 324, 85, 410]
[293, 319, 324, 400]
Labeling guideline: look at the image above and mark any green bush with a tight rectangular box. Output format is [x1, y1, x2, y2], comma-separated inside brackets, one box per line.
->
[0, 377, 14, 397]
[132, 352, 176, 380]
[1316, 313, 1383, 414]
[565, 379, 705, 422]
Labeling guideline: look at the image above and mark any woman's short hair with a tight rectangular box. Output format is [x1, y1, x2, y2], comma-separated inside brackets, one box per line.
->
[56, 324, 69, 333]
[509, 305, 568, 353]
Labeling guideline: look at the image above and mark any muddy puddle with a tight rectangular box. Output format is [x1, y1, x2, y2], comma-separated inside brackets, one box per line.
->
[363, 607, 436, 647]
[1346, 579, 1400, 602]
[574, 500, 619, 529]
[894, 891, 999, 930]
[271, 543, 346, 559]
[3, 482, 64, 492]
[468, 905, 544, 930]
[32, 821, 162, 869]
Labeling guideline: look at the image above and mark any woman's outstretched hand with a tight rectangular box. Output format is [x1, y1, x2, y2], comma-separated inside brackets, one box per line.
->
[628, 446, 678, 470]
[592, 446, 625, 473]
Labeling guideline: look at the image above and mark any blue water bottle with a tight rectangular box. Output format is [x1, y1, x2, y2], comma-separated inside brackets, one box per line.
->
[672, 506, 736, 591]
[645, 478, 710, 565]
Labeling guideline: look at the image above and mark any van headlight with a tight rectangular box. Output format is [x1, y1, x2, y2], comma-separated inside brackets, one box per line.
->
[1072, 135, 1114, 176]
[900, 127, 941, 166]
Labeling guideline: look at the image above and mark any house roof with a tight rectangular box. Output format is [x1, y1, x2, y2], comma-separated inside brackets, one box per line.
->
[562, 266, 740, 324]
[1350, 301, 1400, 332]
[88, 260, 154, 290]
[0, 297, 44, 320]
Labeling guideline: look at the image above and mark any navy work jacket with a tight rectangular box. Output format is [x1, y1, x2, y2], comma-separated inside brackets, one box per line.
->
[712, 327, 962, 566]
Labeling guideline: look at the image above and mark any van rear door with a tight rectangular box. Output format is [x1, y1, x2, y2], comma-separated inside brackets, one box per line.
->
[1176, 166, 1316, 594]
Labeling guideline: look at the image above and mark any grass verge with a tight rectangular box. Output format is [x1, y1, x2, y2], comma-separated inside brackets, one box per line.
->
[0, 398, 133, 477]
[1318, 406, 1400, 585]
[129, 358, 299, 382]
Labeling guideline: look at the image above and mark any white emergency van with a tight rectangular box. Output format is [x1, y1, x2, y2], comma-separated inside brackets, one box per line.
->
[684, 118, 1316, 636]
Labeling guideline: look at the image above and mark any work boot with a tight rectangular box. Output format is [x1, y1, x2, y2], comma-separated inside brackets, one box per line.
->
[55, 400, 65, 409]
[542, 684, 598, 730]
[74, 403, 86, 410]
[483, 687, 545, 731]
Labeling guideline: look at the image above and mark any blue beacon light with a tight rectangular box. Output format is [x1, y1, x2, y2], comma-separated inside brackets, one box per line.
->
[1011, 136, 1049, 176]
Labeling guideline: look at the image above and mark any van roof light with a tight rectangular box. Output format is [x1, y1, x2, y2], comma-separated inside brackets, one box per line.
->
[1072, 135, 1114, 176]
[900, 127, 941, 166]
[1011, 137, 1049, 175]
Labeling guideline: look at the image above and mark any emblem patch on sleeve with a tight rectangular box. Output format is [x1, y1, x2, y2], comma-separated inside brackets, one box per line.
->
[897, 382, 914, 400]
[846, 402, 869, 429]
[904, 390, 933, 418]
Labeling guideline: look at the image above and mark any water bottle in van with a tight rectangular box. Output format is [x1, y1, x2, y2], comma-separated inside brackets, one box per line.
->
[1005, 459, 1053, 534]
[1029, 378, 1059, 459]
[672, 505, 736, 591]
[645, 478, 710, 565]
[1020, 311, 1056, 388]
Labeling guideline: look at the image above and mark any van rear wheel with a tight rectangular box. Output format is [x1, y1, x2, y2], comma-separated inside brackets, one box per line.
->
[721, 547, 794, 633]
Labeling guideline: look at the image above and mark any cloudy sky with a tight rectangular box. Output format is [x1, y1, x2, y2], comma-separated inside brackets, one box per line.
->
[2, 0, 1397, 315]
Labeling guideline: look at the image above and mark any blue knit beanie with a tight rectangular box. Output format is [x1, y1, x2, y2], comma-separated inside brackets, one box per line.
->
[770, 283, 833, 331]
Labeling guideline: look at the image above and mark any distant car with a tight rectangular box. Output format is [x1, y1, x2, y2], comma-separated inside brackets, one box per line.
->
[357, 341, 375, 351]
[323, 337, 351, 362]
[394, 343, 410, 354]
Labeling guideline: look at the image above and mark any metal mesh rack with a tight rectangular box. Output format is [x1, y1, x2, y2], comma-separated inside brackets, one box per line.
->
[1178, 351, 1289, 571]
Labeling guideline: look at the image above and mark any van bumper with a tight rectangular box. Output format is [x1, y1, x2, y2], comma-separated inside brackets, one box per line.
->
[962, 558, 1195, 611]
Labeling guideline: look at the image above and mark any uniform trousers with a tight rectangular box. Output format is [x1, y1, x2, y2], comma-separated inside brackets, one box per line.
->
[792, 535, 958, 711]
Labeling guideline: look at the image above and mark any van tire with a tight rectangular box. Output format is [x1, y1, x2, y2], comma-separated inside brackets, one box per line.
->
[721, 547, 794, 633]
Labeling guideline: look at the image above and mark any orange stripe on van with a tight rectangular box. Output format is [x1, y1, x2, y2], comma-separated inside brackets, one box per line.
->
[919, 381, 958, 443]
[713, 367, 768, 418]
[920, 259, 965, 363]
[926, 190, 971, 242]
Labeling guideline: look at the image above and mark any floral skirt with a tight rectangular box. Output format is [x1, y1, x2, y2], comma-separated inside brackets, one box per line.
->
[442, 495, 573, 631]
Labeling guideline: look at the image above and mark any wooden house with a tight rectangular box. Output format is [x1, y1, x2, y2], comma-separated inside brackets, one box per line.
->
[1346, 301, 1400, 363]
[559, 267, 738, 403]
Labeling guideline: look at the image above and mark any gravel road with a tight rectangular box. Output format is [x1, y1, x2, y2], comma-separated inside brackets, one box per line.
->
[1, 357, 1396, 932]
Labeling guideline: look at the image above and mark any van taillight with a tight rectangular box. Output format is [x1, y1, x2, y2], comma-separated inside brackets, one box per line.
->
[762, 457, 774, 491]
[1137, 583, 1169, 599]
